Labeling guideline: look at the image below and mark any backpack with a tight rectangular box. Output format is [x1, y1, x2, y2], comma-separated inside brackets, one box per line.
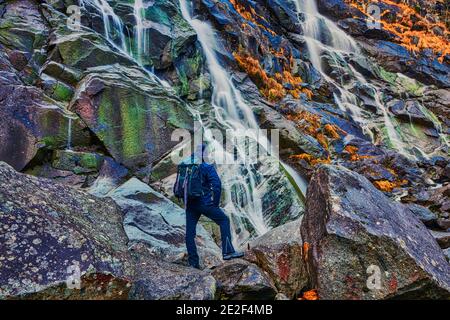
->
[173, 160, 203, 202]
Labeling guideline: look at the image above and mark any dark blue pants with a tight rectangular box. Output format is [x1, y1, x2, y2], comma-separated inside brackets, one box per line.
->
[186, 201, 235, 268]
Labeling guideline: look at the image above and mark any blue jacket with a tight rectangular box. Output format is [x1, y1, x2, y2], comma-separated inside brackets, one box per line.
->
[181, 156, 222, 206]
[199, 162, 222, 206]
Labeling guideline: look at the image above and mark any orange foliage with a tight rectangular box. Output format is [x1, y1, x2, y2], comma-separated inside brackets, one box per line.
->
[324, 123, 341, 139]
[287, 111, 342, 151]
[229, 0, 276, 36]
[290, 153, 331, 166]
[346, 0, 450, 62]
[234, 52, 312, 102]
[299, 289, 319, 301]
[302, 242, 310, 261]
[344, 145, 373, 161]
[373, 179, 408, 192]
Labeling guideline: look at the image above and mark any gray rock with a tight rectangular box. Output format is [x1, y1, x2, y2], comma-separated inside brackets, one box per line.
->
[437, 219, 450, 231]
[406, 203, 438, 228]
[246, 219, 307, 299]
[301, 165, 450, 300]
[0, 50, 89, 171]
[212, 259, 277, 300]
[88, 157, 130, 197]
[444, 248, 450, 262]
[129, 244, 216, 300]
[430, 230, 450, 249]
[0, 162, 133, 299]
[52, 150, 104, 174]
[105, 178, 222, 269]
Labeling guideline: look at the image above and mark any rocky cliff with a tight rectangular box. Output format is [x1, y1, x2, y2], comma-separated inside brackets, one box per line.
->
[0, 0, 449, 300]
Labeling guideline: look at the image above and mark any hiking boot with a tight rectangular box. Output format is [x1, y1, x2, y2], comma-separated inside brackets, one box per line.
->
[223, 251, 245, 261]
[190, 264, 201, 270]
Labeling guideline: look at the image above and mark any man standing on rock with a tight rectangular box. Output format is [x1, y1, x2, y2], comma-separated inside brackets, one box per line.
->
[174, 144, 244, 269]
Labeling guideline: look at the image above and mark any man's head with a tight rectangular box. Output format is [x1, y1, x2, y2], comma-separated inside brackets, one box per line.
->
[193, 143, 209, 163]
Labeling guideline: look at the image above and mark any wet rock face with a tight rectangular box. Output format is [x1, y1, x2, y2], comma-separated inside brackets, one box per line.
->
[0, 48, 88, 171]
[0, 162, 133, 299]
[70, 64, 193, 177]
[77, 0, 209, 99]
[316, 0, 450, 88]
[212, 259, 277, 300]
[301, 165, 450, 300]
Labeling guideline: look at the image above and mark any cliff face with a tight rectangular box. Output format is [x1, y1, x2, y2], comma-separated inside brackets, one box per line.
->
[0, 0, 449, 299]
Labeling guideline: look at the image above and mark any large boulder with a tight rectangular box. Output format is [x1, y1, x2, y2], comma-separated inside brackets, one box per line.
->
[301, 165, 450, 300]
[212, 259, 277, 300]
[245, 219, 307, 299]
[0, 162, 133, 299]
[104, 178, 222, 269]
[70, 64, 193, 177]
[129, 244, 217, 300]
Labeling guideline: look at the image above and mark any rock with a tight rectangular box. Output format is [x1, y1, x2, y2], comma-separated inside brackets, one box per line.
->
[88, 157, 130, 197]
[105, 178, 222, 269]
[274, 293, 290, 300]
[256, 104, 325, 160]
[0, 0, 49, 82]
[360, 40, 450, 88]
[40, 61, 82, 86]
[49, 28, 133, 71]
[337, 18, 395, 41]
[245, 219, 307, 298]
[316, 0, 364, 20]
[24, 162, 90, 188]
[0, 162, 133, 299]
[427, 184, 450, 217]
[52, 150, 104, 174]
[430, 231, 450, 249]
[421, 89, 450, 134]
[388, 100, 435, 128]
[0, 50, 89, 171]
[129, 244, 216, 300]
[437, 219, 450, 231]
[406, 203, 438, 228]
[301, 165, 450, 300]
[70, 64, 193, 177]
[212, 259, 277, 300]
[444, 248, 450, 262]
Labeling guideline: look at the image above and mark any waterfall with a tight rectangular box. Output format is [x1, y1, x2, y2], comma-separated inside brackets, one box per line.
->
[134, 0, 147, 64]
[294, 0, 358, 72]
[180, 0, 307, 243]
[80, 0, 128, 52]
[293, 0, 416, 157]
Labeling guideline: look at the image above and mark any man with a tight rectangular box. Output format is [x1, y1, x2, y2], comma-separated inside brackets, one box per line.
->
[178, 144, 244, 269]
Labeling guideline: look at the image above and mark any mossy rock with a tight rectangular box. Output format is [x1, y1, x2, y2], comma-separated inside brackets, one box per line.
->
[52, 150, 104, 174]
[71, 64, 193, 176]
[50, 28, 133, 71]
[41, 61, 82, 86]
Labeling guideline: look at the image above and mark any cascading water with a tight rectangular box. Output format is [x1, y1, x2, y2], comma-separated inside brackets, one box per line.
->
[180, 0, 306, 244]
[80, 0, 128, 52]
[294, 0, 357, 66]
[293, 0, 448, 159]
[133, 0, 148, 64]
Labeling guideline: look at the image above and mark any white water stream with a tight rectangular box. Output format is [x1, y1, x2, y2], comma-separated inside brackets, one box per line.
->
[180, 0, 307, 242]
[293, 0, 416, 157]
